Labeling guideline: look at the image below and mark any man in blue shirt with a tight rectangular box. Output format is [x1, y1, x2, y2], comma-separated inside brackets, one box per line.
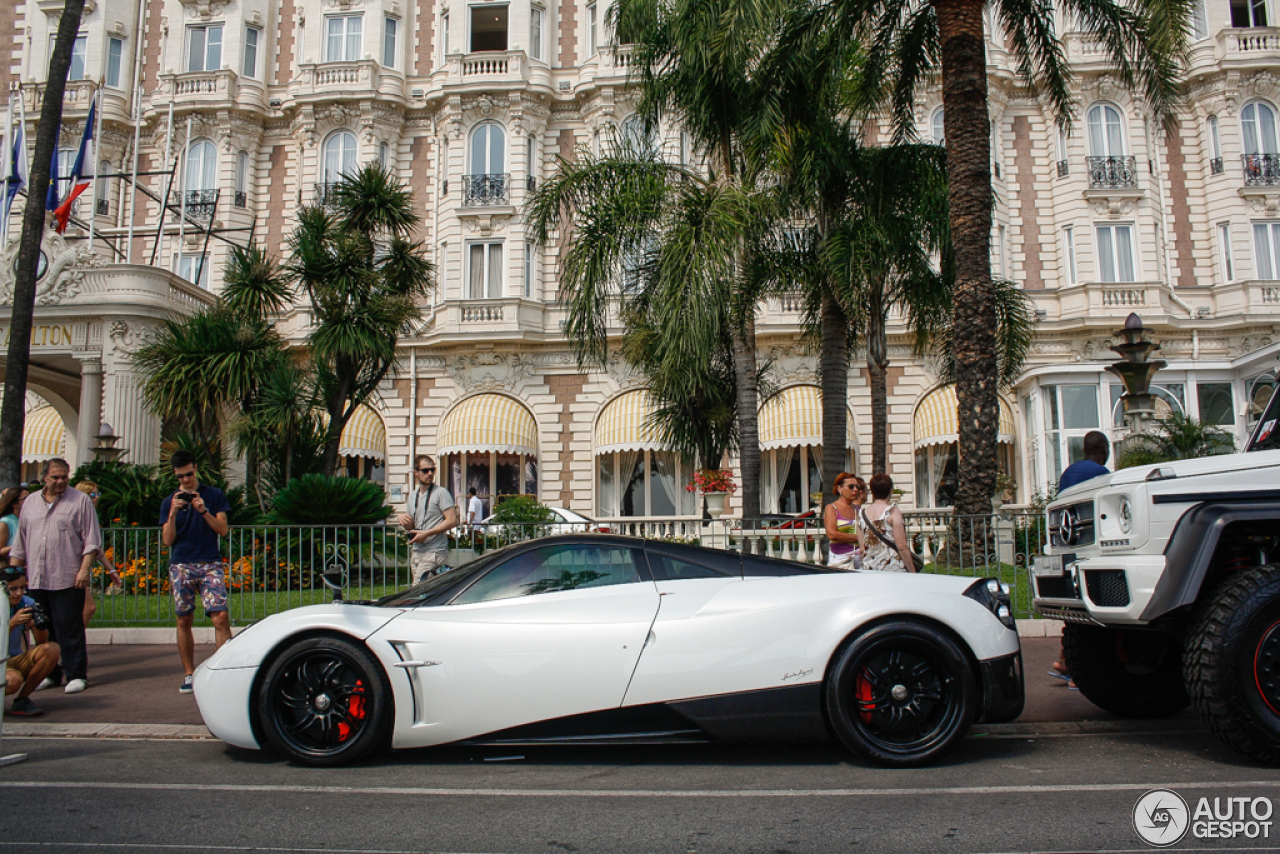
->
[160, 451, 231, 695]
[1058, 431, 1111, 493]
[1050, 430, 1111, 685]
[5, 569, 61, 716]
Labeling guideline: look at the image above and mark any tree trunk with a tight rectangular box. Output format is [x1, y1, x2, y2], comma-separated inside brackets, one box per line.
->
[867, 282, 889, 475]
[0, 0, 88, 485]
[819, 292, 848, 512]
[936, 0, 999, 517]
[732, 315, 760, 523]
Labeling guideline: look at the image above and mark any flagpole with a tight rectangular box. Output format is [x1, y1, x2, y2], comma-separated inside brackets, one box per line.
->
[88, 85, 101, 251]
[178, 114, 190, 275]
[125, 0, 146, 264]
[2, 89, 12, 246]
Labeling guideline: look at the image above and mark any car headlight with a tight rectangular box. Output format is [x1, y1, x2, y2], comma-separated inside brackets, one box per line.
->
[1118, 495, 1133, 535]
[964, 577, 1017, 630]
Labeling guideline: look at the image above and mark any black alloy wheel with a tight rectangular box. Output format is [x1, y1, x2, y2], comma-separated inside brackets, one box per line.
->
[257, 636, 392, 767]
[825, 620, 976, 767]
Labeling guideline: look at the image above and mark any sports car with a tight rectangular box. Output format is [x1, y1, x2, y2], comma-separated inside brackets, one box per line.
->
[194, 535, 1024, 767]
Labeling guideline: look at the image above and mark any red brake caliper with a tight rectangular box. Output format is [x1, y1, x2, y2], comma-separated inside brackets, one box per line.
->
[337, 679, 367, 742]
[856, 668, 875, 723]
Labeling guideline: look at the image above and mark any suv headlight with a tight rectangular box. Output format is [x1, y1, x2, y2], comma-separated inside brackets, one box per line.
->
[1118, 495, 1133, 535]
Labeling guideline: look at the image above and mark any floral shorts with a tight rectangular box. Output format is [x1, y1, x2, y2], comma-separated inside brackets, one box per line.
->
[169, 561, 228, 617]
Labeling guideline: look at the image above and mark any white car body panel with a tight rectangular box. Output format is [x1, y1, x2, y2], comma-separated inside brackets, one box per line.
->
[193, 665, 260, 749]
[370, 582, 660, 748]
[625, 573, 1017, 706]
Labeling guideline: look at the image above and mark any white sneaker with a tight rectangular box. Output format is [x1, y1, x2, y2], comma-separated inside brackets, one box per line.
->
[36, 677, 57, 692]
[64, 678, 87, 694]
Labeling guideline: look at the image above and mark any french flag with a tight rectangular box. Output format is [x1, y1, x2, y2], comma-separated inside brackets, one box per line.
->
[54, 95, 95, 233]
[3, 119, 25, 222]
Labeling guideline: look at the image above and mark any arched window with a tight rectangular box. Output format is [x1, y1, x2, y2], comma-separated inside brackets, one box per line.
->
[378, 141, 389, 168]
[96, 159, 111, 215]
[466, 123, 507, 205]
[930, 108, 945, 145]
[619, 114, 657, 154]
[322, 131, 359, 183]
[185, 140, 217, 192]
[1086, 104, 1125, 156]
[234, 150, 248, 207]
[1241, 102, 1279, 155]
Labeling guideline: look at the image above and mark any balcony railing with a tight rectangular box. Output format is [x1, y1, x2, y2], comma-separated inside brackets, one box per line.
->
[526, 174, 537, 193]
[314, 182, 340, 208]
[463, 173, 510, 206]
[1243, 153, 1280, 185]
[1056, 159, 1069, 177]
[175, 189, 217, 221]
[95, 197, 109, 216]
[1210, 157, 1225, 175]
[234, 190, 247, 208]
[1086, 155, 1138, 188]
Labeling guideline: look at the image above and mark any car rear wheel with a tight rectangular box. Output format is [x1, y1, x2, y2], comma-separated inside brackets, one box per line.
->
[1186, 564, 1280, 765]
[1063, 624, 1188, 718]
[257, 636, 392, 767]
[825, 620, 977, 767]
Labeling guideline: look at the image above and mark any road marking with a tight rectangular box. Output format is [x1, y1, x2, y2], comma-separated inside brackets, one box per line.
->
[2, 779, 1278, 799]
[0, 845, 480, 854]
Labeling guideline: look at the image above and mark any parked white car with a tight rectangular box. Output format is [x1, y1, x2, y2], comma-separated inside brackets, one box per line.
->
[477, 505, 609, 537]
[194, 536, 1022, 768]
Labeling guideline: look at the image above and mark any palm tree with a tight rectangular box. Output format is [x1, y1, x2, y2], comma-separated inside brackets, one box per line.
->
[781, 0, 1190, 514]
[285, 164, 435, 476]
[1117, 412, 1235, 468]
[0, 0, 89, 485]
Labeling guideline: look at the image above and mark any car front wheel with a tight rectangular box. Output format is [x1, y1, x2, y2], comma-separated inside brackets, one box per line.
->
[1063, 624, 1188, 718]
[1186, 563, 1280, 765]
[257, 636, 393, 767]
[825, 620, 977, 767]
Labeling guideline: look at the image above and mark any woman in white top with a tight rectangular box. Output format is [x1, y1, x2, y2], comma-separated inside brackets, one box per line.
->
[857, 472, 914, 573]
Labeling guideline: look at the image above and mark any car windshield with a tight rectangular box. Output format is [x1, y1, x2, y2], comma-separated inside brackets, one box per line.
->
[374, 545, 518, 607]
[1247, 381, 1280, 452]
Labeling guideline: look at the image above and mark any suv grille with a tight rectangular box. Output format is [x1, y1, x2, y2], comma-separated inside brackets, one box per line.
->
[1049, 501, 1095, 548]
[1084, 569, 1130, 607]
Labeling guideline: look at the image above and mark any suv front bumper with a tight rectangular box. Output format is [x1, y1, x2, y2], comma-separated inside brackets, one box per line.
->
[1031, 554, 1168, 626]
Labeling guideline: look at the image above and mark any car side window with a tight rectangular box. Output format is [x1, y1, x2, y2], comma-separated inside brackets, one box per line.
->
[647, 553, 734, 581]
[451, 544, 642, 604]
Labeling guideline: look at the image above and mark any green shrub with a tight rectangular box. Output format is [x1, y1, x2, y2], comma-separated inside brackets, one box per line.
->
[267, 474, 391, 525]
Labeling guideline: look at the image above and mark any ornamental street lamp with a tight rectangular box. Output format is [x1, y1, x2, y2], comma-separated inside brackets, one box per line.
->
[1107, 313, 1167, 438]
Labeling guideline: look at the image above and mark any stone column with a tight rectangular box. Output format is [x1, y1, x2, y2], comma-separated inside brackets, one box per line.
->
[74, 357, 104, 467]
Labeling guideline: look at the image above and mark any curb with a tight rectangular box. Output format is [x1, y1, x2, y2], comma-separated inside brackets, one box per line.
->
[2, 722, 213, 739]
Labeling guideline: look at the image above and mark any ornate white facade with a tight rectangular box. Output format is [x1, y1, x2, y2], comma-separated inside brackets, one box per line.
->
[1, 0, 1279, 516]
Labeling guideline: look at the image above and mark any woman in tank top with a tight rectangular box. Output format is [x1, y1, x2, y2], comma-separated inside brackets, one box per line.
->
[823, 473, 864, 570]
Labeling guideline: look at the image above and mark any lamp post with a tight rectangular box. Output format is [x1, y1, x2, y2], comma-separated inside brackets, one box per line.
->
[1107, 313, 1167, 439]
[91, 422, 128, 463]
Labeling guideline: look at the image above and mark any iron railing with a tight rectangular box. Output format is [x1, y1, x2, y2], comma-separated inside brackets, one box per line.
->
[314, 182, 340, 207]
[234, 190, 248, 208]
[87, 511, 1047, 626]
[1242, 153, 1280, 185]
[1056, 159, 1069, 177]
[96, 197, 110, 216]
[463, 173, 509, 206]
[178, 189, 218, 221]
[1086, 155, 1138, 188]
[1210, 157, 1225, 175]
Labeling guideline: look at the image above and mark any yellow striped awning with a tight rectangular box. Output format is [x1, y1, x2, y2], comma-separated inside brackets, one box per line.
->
[914, 385, 1016, 448]
[339, 405, 386, 461]
[594, 390, 664, 454]
[22, 406, 67, 462]
[758, 386, 857, 450]
[438, 394, 538, 455]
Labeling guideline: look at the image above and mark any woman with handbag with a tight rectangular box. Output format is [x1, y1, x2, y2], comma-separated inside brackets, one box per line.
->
[823, 473, 865, 570]
[858, 473, 917, 573]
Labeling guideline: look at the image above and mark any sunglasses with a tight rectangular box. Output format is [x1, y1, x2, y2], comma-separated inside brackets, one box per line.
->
[176, 471, 197, 479]
[418, 467, 436, 474]
[89, 492, 100, 498]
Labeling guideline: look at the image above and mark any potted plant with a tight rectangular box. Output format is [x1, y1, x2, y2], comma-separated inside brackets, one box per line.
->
[686, 469, 738, 519]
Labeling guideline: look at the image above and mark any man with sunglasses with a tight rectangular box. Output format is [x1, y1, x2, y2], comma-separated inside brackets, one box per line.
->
[395, 455, 457, 583]
[161, 450, 231, 695]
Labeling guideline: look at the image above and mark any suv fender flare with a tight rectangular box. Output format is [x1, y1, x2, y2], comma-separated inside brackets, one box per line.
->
[1145, 500, 1280, 620]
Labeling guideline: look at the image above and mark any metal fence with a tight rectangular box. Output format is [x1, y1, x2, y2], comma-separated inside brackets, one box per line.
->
[90, 509, 1046, 626]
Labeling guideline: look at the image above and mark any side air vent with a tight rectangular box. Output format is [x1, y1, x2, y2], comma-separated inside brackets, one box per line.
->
[1085, 569, 1130, 607]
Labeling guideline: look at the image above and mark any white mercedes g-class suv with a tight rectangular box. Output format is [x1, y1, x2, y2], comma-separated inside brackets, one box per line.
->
[1032, 380, 1280, 763]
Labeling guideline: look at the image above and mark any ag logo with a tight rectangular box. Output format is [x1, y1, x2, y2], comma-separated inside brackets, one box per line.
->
[1134, 789, 1190, 846]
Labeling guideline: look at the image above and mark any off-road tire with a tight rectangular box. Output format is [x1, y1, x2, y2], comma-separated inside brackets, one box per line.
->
[1185, 563, 1280, 765]
[1063, 624, 1189, 718]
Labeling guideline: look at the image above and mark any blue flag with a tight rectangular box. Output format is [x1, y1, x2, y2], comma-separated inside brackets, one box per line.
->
[46, 147, 60, 210]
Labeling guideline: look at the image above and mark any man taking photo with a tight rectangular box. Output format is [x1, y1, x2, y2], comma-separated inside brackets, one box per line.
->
[5, 569, 61, 716]
[161, 451, 231, 695]
[8, 458, 101, 694]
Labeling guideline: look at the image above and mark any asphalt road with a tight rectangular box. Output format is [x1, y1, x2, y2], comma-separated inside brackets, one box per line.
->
[3, 724, 1278, 854]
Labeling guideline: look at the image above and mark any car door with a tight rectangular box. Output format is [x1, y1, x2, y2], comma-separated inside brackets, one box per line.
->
[623, 550, 831, 706]
[370, 542, 659, 747]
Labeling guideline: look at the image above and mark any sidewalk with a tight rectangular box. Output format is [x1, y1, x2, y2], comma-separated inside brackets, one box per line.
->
[3, 637, 1198, 736]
